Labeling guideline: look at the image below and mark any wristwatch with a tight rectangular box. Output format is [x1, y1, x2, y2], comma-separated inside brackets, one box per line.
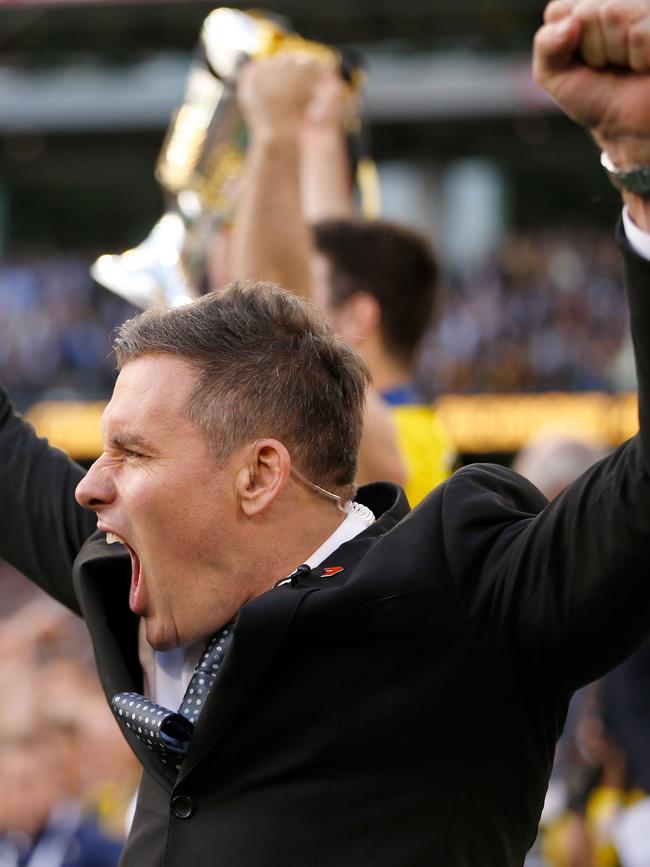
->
[601, 151, 650, 198]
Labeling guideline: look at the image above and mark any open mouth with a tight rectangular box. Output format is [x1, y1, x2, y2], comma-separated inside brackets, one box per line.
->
[106, 532, 144, 614]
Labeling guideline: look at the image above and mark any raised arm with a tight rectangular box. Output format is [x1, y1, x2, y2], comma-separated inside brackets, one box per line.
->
[232, 56, 406, 487]
[300, 71, 357, 222]
[436, 0, 650, 690]
[534, 0, 650, 452]
[230, 54, 323, 298]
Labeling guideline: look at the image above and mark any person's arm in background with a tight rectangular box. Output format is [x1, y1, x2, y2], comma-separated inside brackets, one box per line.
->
[230, 54, 321, 298]
[355, 388, 406, 486]
[232, 55, 406, 487]
[300, 71, 357, 222]
[207, 67, 355, 292]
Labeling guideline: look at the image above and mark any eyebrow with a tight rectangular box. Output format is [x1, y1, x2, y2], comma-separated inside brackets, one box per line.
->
[109, 431, 155, 451]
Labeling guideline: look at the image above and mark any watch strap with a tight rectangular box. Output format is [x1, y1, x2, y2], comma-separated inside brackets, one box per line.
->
[601, 151, 650, 197]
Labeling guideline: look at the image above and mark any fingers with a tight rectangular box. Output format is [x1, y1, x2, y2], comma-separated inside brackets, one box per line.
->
[241, 53, 324, 91]
[629, 12, 650, 69]
[536, 0, 650, 148]
[533, 14, 583, 84]
[601, 1, 635, 63]
[578, 1, 609, 65]
[303, 72, 347, 126]
[567, 0, 650, 68]
[238, 53, 327, 119]
[545, 0, 581, 24]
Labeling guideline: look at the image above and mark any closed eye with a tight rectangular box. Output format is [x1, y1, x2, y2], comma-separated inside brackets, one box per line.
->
[98, 447, 146, 464]
[123, 448, 147, 459]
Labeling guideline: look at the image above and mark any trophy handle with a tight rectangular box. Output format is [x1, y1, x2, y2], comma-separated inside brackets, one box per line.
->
[90, 211, 194, 309]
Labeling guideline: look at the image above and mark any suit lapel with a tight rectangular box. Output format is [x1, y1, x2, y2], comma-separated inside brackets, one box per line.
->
[177, 583, 316, 783]
[74, 534, 178, 788]
[74, 533, 140, 695]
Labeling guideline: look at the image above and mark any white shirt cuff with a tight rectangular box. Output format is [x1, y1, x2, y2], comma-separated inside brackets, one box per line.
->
[623, 206, 650, 261]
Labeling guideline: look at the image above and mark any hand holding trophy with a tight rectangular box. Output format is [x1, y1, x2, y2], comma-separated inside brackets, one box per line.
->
[91, 8, 370, 308]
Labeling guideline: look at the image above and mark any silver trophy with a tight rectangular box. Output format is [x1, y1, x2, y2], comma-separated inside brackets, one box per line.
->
[91, 8, 372, 309]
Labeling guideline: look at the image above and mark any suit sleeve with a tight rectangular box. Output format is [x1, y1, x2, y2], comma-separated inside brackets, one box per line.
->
[440, 224, 650, 690]
[0, 385, 97, 614]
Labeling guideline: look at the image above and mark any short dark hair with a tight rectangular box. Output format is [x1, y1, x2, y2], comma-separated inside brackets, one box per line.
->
[312, 219, 438, 368]
[113, 280, 369, 499]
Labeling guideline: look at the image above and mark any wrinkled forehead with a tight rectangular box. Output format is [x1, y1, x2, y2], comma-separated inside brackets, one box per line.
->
[103, 355, 199, 437]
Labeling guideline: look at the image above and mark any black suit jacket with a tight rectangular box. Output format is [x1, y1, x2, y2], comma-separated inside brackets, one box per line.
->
[2, 231, 650, 866]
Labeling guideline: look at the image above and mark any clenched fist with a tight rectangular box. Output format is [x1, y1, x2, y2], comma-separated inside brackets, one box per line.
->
[533, 0, 650, 167]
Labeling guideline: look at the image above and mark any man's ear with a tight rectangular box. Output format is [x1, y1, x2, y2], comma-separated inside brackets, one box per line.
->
[236, 439, 291, 517]
[335, 292, 381, 345]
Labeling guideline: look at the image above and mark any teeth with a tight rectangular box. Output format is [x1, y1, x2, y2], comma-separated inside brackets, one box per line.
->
[106, 532, 124, 545]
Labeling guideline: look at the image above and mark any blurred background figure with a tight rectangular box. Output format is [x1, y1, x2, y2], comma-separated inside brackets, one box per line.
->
[0, 592, 139, 866]
[311, 217, 456, 503]
[513, 427, 609, 501]
[232, 55, 456, 502]
[298, 63, 456, 500]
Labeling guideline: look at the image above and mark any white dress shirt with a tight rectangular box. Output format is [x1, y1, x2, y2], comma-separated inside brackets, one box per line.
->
[623, 206, 650, 260]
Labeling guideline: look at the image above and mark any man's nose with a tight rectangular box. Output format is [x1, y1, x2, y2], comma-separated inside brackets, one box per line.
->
[75, 458, 115, 511]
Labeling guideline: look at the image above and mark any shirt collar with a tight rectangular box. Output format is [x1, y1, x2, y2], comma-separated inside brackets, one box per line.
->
[274, 506, 375, 588]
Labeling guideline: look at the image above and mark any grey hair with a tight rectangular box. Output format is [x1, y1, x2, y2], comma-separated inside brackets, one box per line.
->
[113, 280, 370, 498]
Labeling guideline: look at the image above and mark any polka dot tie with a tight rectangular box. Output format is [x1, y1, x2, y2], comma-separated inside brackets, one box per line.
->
[111, 622, 234, 772]
[177, 623, 234, 723]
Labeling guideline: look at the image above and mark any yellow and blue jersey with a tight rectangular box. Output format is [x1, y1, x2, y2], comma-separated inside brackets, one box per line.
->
[382, 386, 455, 507]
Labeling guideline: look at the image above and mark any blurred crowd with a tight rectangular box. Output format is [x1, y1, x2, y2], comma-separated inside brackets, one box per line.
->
[420, 227, 629, 396]
[0, 566, 138, 866]
[0, 226, 630, 411]
[525, 645, 650, 867]
[0, 253, 134, 410]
